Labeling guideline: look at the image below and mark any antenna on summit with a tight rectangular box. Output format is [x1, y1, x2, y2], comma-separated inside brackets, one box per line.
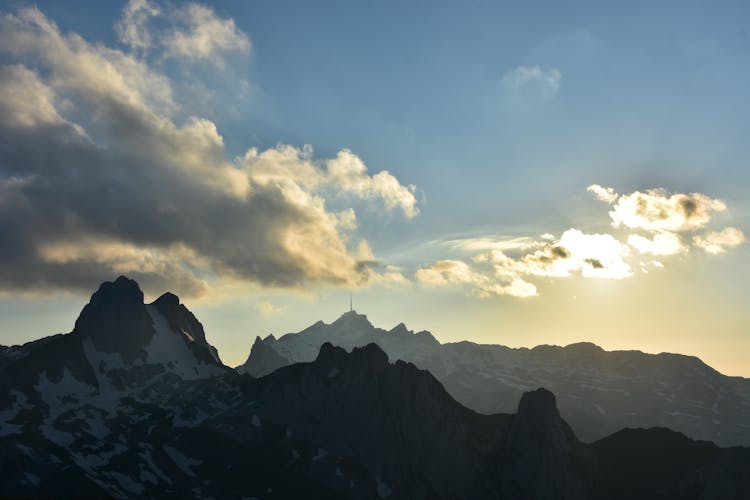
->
[349, 292, 353, 312]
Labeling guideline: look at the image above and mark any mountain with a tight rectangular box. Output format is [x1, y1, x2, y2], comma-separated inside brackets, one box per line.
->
[1, 276, 226, 390]
[239, 311, 750, 446]
[2, 277, 749, 498]
[3, 335, 749, 498]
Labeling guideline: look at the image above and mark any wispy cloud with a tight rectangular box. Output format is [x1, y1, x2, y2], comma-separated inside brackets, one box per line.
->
[256, 299, 286, 318]
[116, 0, 250, 67]
[500, 65, 562, 103]
[693, 227, 746, 254]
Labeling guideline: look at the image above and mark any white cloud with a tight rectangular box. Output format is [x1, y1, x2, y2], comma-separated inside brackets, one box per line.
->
[116, 0, 161, 52]
[442, 236, 546, 252]
[587, 184, 618, 204]
[479, 229, 632, 280]
[609, 188, 726, 232]
[693, 227, 746, 254]
[163, 3, 250, 65]
[239, 146, 419, 218]
[414, 184, 742, 300]
[115, 1, 250, 67]
[627, 232, 687, 256]
[325, 149, 419, 217]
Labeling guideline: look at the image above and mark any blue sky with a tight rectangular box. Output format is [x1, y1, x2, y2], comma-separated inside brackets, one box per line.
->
[0, 0, 748, 374]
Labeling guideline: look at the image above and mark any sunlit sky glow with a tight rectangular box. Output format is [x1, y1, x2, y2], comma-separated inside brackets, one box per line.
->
[0, 0, 748, 375]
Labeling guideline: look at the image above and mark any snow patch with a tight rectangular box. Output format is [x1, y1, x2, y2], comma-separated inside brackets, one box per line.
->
[145, 305, 224, 380]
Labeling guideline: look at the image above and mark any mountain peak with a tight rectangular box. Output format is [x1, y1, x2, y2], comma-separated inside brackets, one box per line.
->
[72, 276, 153, 361]
[564, 342, 605, 356]
[331, 310, 373, 329]
[389, 322, 410, 335]
[152, 291, 180, 310]
[90, 275, 144, 306]
[517, 388, 559, 426]
[315, 342, 389, 369]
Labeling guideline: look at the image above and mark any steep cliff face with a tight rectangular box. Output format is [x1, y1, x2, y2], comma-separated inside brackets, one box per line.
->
[73, 276, 155, 363]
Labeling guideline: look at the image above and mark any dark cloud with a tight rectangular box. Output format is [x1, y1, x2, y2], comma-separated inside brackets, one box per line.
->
[584, 258, 604, 269]
[550, 246, 570, 259]
[0, 7, 415, 297]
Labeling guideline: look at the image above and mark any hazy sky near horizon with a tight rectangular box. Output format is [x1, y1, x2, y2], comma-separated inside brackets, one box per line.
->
[0, 1, 748, 375]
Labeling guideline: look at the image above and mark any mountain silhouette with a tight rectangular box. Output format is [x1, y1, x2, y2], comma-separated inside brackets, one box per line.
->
[1, 277, 749, 499]
[240, 311, 750, 446]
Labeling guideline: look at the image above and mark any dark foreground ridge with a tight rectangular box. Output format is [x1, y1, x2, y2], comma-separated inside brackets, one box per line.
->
[1, 277, 749, 499]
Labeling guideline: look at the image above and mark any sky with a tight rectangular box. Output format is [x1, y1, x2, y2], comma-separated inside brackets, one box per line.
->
[0, 0, 748, 375]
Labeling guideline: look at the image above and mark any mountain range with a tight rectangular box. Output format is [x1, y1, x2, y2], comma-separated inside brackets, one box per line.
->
[240, 310, 750, 447]
[1, 276, 749, 499]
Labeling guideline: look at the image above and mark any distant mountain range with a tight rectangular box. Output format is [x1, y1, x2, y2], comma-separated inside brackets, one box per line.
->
[1, 276, 749, 499]
[239, 310, 750, 447]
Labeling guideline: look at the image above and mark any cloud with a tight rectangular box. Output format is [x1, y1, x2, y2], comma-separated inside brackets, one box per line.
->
[417, 184, 743, 300]
[256, 299, 286, 318]
[587, 184, 618, 204]
[116, 0, 250, 66]
[693, 227, 746, 254]
[606, 188, 726, 232]
[627, 232, 687, 256]
[163, 3, 250, 64]
[416, 228, 631, 298]
[0, 6, 417, 297]
[500, 65, 561, 103]
[442, 236, 546, 252]
[415, 260, 537, 298]
[116, 0, 161, 52]
[414, 260, 479, 286]
[478, 229, 632, 280]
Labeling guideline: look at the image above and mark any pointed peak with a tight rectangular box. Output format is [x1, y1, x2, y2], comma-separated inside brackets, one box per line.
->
[151, 291, 181, 311]
[332, 310, 373, 328]
[389, 322, 410, 335]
